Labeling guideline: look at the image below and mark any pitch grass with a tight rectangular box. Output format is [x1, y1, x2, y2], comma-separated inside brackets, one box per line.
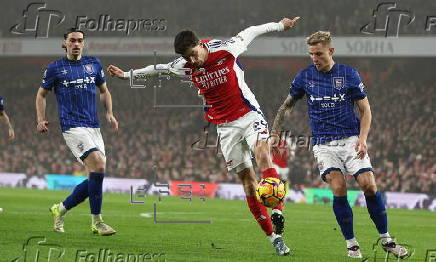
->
[0, 187, 435, 262]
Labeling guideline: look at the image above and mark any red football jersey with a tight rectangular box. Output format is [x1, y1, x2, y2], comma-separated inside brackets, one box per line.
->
[170, 38, 262, 124]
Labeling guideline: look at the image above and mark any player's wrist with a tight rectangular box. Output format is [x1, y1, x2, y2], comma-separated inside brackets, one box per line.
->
[122, 71, 130, 79]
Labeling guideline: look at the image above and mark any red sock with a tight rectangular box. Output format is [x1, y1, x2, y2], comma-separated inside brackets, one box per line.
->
[274, 201, 284, 211]
[246, 196, 273, 235]
[262, 168, 279, 179]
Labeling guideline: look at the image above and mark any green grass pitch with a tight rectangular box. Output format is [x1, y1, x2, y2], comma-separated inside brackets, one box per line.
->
[1, 187, 435, 262]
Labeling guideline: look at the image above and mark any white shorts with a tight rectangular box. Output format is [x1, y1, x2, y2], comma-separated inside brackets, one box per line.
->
[62, 127, 106, 164]
[217, 111, 269, 173]
[312, 135, 372, 181]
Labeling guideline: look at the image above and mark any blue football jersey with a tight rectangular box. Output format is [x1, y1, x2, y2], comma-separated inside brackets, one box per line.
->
[41, 56, 106, 132]
[290, 63, 367, 145]
[0, 96, 4, 111]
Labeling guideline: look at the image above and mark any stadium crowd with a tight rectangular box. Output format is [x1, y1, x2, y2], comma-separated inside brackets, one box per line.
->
[0, 57, 434, 194]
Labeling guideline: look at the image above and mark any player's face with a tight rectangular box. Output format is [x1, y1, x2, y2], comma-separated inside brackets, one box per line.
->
[64, 32, 84, 57]
[183, 44, 208, 67]
[308, 43, 334, 72]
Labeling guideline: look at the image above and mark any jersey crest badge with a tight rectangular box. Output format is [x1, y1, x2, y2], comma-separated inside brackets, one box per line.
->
[84, 64, 94, 74]
[333, 77, 344, 90]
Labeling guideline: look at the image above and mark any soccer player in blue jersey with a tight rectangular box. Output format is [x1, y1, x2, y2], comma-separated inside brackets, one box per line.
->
[0, 96, 15, 140]
[36, 28, 118, 236]
[271, 31, 408, 259]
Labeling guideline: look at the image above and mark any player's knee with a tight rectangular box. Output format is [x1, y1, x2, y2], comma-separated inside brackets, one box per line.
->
[329, 179, 347, 196]
[86, 156, 106, 173]
[254, 144, 269, 164]
[361, 183, 377, 195]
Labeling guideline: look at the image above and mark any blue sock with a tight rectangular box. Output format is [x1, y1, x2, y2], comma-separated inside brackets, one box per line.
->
[88, 172, 104, 215]
[333, 196, 354, 240]
[365, 191, 388, 234]
[63, 179, 89, 210]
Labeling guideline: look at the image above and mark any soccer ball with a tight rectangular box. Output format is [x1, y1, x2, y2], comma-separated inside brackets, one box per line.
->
[256, 177, 286, 208]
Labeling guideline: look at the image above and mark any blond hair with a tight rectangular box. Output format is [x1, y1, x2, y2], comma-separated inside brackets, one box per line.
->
[306, 31, 332, 46]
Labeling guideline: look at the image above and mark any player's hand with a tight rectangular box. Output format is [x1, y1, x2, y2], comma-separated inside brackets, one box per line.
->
[107, 65, 126, 79]
[106, 113, 119, 132]
[269, 133, 281, 156]
[280, 16, 300, 30]
[37, 120, 49, 133]
[355, 138, 368, 160]
[8, 127, 15, 140]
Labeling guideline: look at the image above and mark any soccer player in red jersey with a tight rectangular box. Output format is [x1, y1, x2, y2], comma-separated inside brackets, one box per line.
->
[107, 17, 299, 256]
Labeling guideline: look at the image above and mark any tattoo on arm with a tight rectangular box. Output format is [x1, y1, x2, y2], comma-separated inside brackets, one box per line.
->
[271, 95, 297, 135]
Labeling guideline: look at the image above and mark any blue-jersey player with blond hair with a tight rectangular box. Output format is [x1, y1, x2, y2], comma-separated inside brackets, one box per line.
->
[271, 31, 408, 259]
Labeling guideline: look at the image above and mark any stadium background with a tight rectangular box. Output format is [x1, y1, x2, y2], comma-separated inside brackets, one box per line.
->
[1, 0, 434, 196]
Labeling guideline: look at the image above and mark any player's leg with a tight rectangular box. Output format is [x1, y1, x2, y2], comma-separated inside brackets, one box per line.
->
[355, 171, 408, 258]
[49, 128, 94, 232]
[217, 120, 289, 256]
[314, 142, 361, 258]
[82, 129, 115, 236]
[237, 167, 290, 256]
[324, 171, 361, 258]
[244, 113, 286, 233]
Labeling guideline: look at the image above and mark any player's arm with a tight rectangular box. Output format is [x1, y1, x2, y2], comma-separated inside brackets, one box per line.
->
[271, 95, 298, 136]
[98, 83, 118, 131]
[355, 97, 372, 159]
[0, 109, 15, 140]
[270, 94, 298, 154]
[107, 58, 186, 80]
[36, 87, 50, 133]
[226, 17, 299, 57]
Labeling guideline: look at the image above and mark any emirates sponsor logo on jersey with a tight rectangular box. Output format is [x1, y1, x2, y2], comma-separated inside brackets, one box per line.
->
[194, 66, 230, 89]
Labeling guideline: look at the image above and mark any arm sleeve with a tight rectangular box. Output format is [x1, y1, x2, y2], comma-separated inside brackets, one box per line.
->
[0, 96, 4, 111]
[349, 69, 367, 101]
[41, 65, 56, 90]
[225, 22, 285, 57]
[95, 58, 106, 86]
[123, 57, 188, 79]
[289, 72, 305, 100]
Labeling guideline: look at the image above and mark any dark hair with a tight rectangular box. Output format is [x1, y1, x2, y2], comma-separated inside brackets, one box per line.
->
[62, 28, 85, 50]
[174, 30, 199, 55]
[64, 27, 85, 40]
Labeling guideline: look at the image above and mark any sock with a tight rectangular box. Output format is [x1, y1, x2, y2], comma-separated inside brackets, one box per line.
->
[365, 191, 388, 235]
[273, 201, 284, 212]
[262, 168, 279, 179]
[88, 172, 104, 215]
[268, 232, 280, 243]
[333, 196, 354, 240]
[346, 237, 359, 248]
[246, 196, 274, 236]
[92, 214, 103, 225]
[380, 232, 392, 244]
[59, 202, 67, 215]
[62, 179, 89, 212]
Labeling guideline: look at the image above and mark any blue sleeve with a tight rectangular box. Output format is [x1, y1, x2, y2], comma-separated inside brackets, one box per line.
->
[349, 69, 367, 101]
[41, 64, 56, 90]
[95, 58, 106, 86]
[0, 96, 4, 111]
[289, 71, 305, 100]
